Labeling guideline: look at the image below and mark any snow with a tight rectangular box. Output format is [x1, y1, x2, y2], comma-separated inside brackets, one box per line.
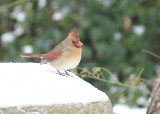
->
[132, 25, 145, 35]
[1, 24, 24, 45]
[113, 32, 122, 40]
[136, 97, 148, 106]
[113, 104, 147, 114]
[52, 7, 70, 21]
[13, 24, 24, 37]
[10, 6, 26, 22]
[25, 2, 33, 9]
[1, 32, 15, 43]
[38, 0, 47, 8]
[0, 63, 108, 108]
[52, 12, 64, 21]
[97, 0, 112, 7]
[22, 45, 33, 53]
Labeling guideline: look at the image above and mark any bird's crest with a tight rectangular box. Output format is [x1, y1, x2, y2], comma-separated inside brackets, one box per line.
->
[68, 28, 78, 38]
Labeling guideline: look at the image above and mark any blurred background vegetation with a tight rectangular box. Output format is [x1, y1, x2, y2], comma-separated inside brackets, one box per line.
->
[0, 0, 160, 108]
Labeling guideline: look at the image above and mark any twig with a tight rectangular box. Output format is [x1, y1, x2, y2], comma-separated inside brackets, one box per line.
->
[140, 78, 157, 84]
[113, 87, 127, 105]
[132, 68, 144, 87]
[147, 74, 160, 114]
[78, 72, 152, 95]
[142, 50, 160, 60]
[78, 67, 151, 94]
[113, 68, 145, 105]
[99, 67, 118, 81]
[0, 0, 31, 13]
[154, 105, 160, 113]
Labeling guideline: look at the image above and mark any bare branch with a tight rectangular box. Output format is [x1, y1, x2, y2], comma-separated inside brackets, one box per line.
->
[77, 67, 151, 95]
[142, 50, 160, 60]
[0, 0, 31, 13]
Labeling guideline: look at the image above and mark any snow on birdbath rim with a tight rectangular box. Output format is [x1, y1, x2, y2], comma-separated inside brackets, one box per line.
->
[0, 63, 109, 108]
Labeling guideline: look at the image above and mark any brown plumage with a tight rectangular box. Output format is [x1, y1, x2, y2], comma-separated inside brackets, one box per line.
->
[21, 28, 83, 76]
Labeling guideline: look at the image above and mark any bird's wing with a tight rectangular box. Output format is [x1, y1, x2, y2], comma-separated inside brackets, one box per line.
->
[40, 50, 63, 64]
[40, 43, 66, 64]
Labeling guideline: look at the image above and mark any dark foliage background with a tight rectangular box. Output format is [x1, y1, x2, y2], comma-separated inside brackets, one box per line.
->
[0, 0, 160, 107]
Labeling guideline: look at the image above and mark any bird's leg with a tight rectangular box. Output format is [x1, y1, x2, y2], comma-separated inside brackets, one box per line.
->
[65, 71, 74, 77]
[57, 70, 65, 76]
[57, 70, 73, 77]
[65, 71, 70, 76]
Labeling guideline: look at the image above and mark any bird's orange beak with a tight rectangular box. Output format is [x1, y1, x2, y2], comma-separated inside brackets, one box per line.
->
[76, 41, 83, 47]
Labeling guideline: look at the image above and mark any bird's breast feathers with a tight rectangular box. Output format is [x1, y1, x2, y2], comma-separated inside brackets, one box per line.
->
[48, 48, 82, 70]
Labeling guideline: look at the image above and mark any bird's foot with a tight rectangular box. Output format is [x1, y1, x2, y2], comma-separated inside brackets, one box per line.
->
[57, 70, 73, 77]
[65, 71, 74, 77]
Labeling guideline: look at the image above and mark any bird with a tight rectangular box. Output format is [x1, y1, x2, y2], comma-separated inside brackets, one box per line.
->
[21, 28, 83, 76]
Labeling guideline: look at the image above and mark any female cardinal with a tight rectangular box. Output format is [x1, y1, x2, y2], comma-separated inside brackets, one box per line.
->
[21, 28, 83, 76]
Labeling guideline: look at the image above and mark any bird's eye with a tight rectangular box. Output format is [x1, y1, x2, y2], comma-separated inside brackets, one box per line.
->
[72, 41, 75, 43]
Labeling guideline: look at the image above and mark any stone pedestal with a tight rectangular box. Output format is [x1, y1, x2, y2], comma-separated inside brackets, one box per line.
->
[0, 101, 113, 114]
[0, 63, 113, 114]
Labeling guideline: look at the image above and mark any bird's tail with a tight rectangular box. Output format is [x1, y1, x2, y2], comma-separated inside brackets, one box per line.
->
[21, 53, 44, 58]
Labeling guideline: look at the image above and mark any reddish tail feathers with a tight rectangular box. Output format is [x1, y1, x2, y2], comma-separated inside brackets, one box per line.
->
[21, 53, 44, 58]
